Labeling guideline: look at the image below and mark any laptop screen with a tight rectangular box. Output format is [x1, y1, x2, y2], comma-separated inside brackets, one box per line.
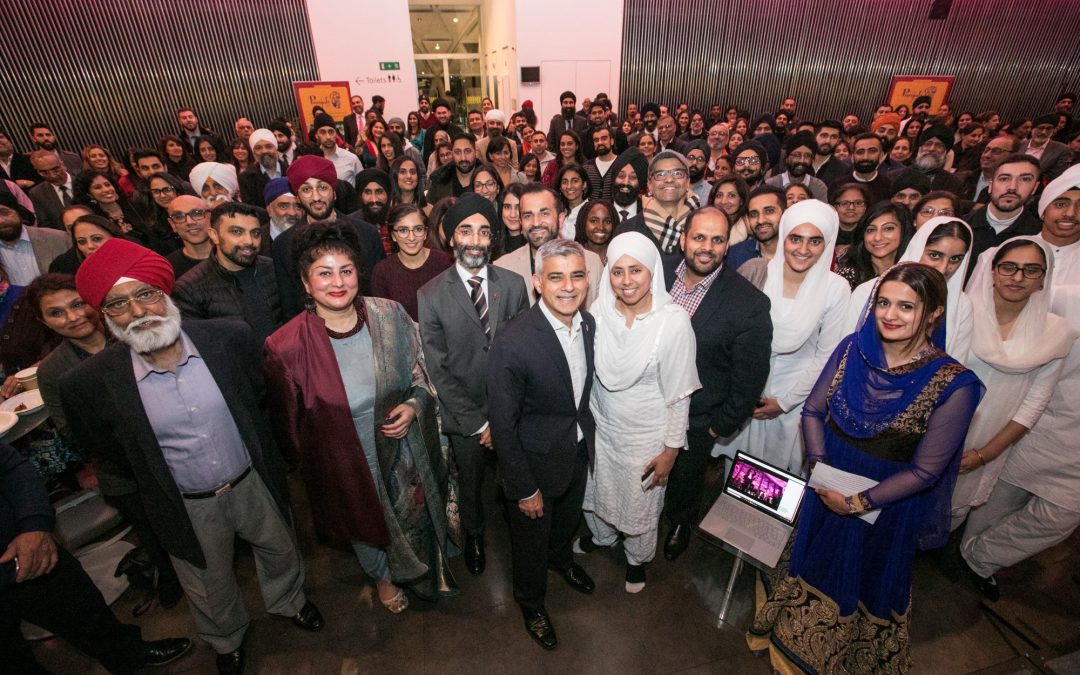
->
[724, 452, 807, 524]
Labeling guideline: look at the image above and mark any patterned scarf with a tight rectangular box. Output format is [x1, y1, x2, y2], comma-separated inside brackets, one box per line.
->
[643, 194, 699, 253]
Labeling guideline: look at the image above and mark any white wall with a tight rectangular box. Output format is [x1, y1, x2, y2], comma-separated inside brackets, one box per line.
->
[480, 0, 517, 114]
[514, 0, 623, 127]
[305, 0, 420, 122]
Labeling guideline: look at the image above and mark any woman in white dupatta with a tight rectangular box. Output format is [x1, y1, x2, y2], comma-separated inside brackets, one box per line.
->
[581, 232, 700, 593]
[951, 236, 1078, 528]
[845, 216, 975, 361]
[737, 199, 850, 475]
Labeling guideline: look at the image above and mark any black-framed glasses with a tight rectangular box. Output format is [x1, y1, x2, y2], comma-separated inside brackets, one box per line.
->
[392, 225, 427, 237]
[168, 209, 207, 223]
[101, 288, 166, 316]
[150, 186, 177, 197]
[994, 262, 1046, 279]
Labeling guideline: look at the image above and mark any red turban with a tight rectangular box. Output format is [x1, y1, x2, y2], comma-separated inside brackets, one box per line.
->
[75, 238, 175, 310]
[287, 155, 338, 192]
[871, 113, 902, 132]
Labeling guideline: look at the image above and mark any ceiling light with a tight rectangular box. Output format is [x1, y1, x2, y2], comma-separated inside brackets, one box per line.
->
[435, 43, 440, 50]
[453, 17, 459, 22]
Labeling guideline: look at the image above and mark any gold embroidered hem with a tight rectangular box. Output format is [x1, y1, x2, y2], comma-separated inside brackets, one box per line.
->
[748, 572, 912, 675]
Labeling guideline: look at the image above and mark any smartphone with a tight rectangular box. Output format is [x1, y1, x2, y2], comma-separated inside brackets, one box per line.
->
[641, 466, 655, 491]
[376, 412, 402, 428]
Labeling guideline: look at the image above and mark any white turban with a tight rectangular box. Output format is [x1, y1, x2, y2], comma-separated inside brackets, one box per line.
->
[248, 128, 277, 150]
[1039, 163, 1080, 217]
[485, 109, 507, 125]
[189, 162, 239, 197]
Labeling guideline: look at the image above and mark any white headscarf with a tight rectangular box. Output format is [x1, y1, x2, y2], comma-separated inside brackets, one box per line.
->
[248, 128, 277, 150]
[764, 199, 840, 353]
[595, 232, 699, 403]
[1038, 163, 1080, 217]
[188, 162, 239, 198]
[898, 216, 973, 343]
[966, 236, 1077, 373]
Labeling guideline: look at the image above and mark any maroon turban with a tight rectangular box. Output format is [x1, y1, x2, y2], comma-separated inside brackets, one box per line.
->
[75, 238, 175, 310]
[287, 155, 338, 192]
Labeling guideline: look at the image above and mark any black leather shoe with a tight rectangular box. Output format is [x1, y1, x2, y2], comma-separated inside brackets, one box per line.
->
[464, 533, 486, 575]
[664, 523, 691, 561]
[291, 600, 325, 632]
[522, 607, 558, 650]
[551, 562, 594, 594]
[158, 574, 184, 609]
[216, 646, 245, 675]
[139, 637, 192, 668]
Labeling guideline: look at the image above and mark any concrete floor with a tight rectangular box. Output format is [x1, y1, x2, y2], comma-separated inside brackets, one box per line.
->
[30, 467, 1080, 674]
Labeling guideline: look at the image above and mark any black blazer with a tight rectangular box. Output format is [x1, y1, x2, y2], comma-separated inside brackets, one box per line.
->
[238, 160, 288, 207]
[663, 256, 773, 436]
[28, 181, 65, 230]
[488, 304, 596, 501]
[0, 153, 41, 185]
[343, 113, 363, 148]
[58, 319, 290, 569]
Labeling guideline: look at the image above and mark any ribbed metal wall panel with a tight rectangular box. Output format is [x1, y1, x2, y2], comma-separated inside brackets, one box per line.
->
[620, 0, 1079, 122]
[0, 0, 319, 157]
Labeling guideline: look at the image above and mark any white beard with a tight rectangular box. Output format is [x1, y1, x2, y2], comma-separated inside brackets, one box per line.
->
[105, 296, 183, 354]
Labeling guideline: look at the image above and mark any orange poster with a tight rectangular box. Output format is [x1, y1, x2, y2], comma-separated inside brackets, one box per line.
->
[887, 76, 954, 114]
[292, 81, 352, 137]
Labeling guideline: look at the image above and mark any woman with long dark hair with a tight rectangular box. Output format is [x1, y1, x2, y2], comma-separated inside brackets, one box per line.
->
[72, 170, 150, 247]
[833, 202, 915, 289]
[158, 134, 194, 181]
[541, 129, 584, 188]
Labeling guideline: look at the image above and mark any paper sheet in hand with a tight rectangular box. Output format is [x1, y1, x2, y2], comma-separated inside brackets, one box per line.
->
[807, 463, 880, 524]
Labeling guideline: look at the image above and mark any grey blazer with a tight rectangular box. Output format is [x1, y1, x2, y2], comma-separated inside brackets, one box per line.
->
[28, 182, 65, 231]
[1022, 139, 1071, 181]
[27, 225, 73, 273]
[417, 264, 529, 436]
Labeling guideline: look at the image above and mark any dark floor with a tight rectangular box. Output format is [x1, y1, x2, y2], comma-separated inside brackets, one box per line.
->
[30, 466, 1080, 674]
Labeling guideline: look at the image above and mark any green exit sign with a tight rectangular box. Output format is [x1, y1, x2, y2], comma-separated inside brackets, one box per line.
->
[379, 62, 400, 71]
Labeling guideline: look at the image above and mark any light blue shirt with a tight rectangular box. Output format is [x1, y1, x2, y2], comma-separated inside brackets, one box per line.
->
[0, 227, 41, 285]
[133, 332, 251, 492]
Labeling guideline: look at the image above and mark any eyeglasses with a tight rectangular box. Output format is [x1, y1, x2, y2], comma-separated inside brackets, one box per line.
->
[995, 262, 1046, 279]
[836, 200, 866, 209]
[150, 186, 177, 197]
[732, 157, 760, 167]
[918, 206, 955, 218]
[474, 180, 498, 190]
[168, 209, 207, 223]
[686, 155, 708, 164]
[392, 225, 427, 237]
[101, 288, 166, 316]
[650, 169, 687, 180]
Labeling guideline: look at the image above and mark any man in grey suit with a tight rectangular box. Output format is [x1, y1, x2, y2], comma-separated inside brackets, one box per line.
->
[28, 149, 73, 231]
[418, 192, 529, 576]
[1022, 114, 1072, 182]
[0, 193, 70, 285]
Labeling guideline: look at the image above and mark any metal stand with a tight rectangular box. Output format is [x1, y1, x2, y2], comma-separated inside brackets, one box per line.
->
[717, 548, 745, 626]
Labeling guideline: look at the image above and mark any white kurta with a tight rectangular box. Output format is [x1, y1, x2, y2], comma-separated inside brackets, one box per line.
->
[744, 274, 850, 475]
[585, 307, 696, 536]
[999, 285, 1080, 512]
[1039, 235, 1080, 286]
[952, 349, 1063, 511]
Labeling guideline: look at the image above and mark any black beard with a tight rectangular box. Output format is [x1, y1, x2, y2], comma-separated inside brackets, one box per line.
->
[854, 160, 878, 174]
[37, 140, 57, 151]
[360, 201, 388, 225]
[689, 167, 706, 182]
[562, 107, 576, 118]
[223, 246, 258, 268]
[594, 144, 610, 156]
[787, 161, 810, 177]
[613, 184, 638, 206]
[644, 120, 657, 131]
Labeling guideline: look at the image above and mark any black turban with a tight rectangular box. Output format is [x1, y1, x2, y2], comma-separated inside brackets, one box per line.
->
[918, 124, 954, 152]
[355, 168, 392, 195]
[442, 192, 498, 242]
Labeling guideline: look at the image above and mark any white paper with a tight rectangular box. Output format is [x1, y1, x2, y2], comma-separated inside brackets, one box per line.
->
[807, 463, 881, 524]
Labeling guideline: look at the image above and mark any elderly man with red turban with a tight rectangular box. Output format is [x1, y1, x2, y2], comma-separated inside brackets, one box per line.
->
[59, 238, 323, 675]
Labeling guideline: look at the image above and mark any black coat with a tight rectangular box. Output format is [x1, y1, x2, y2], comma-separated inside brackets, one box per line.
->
[59, 319, 289, 569]
[172, 254, 283, 345]
[487, 304, 596, 501]
[0, 442, 54, 565]
[964, 205, 1044, 277]
[662, 256, 773, 436]
[238, 160, 288, 207]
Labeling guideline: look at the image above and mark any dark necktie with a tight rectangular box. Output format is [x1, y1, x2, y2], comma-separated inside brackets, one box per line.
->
[59, 185, 71, 206]
[619, 209, 629, 222]
[468, 276, 491, 340]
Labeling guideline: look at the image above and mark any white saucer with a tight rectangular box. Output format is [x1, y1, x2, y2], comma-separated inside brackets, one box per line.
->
[0, 410, 17, 434]
[1, 390, 45, 416]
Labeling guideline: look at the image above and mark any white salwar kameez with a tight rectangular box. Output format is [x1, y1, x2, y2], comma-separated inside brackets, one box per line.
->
[584, 232, 700, 565]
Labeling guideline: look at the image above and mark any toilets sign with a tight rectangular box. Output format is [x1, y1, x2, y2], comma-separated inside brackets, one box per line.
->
[357, 62, 404, 84]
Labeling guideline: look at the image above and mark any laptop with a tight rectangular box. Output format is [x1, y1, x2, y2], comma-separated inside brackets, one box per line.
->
[698, 451, 807, 568]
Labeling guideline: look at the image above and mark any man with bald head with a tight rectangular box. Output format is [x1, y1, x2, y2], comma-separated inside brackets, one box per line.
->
[233, 118, 254, 142]
[239, 129, 288, 207]
[164, 194, 214, 278]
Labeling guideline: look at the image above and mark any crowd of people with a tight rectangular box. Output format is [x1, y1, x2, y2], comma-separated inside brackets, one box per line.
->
[0, 85, 1078, 674]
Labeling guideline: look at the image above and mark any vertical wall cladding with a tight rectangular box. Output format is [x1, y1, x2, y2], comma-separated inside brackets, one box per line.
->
[0, 0, 319, 156]
[619, 0, 1078, 122]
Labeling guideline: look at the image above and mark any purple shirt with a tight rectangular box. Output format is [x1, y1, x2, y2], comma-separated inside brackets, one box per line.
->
[132, 331, 250, 492]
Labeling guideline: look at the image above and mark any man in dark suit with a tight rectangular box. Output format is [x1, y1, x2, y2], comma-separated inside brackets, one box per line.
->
[0, 130, 40, 188]
[964, 153, 1044, 267]
[0, 441, 192, 673]
[59, 239, 322, 675]
[547, 90, 589, 151]
[28, 123, 81, 177]
[661, 206, 773, 560]
[419, 193, 529, 577]
[1022, 113, 1072, 181]
[238, 129, 288, 207]
[488, 238, 596, 650]
[27, 149, 74, 231]
[343, 95, 366, 148]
